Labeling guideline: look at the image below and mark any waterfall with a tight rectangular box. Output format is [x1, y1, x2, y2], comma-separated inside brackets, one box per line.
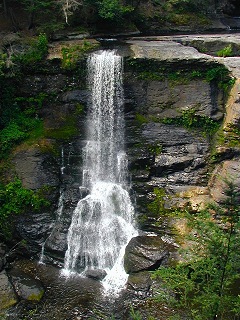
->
[62, 50, 137, 294]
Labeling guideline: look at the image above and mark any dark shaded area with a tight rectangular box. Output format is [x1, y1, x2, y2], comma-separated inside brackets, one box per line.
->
[223, 0, 240, 16]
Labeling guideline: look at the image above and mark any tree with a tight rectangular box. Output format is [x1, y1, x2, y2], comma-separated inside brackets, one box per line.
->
[152, 181, 240, 320]
[57, 0, 82, 24]
[20, 0, 55, 29]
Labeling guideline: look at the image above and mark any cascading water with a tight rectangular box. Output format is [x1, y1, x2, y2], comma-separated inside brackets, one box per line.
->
[62, 50, 137, 294]
[39, 147, 65, 265]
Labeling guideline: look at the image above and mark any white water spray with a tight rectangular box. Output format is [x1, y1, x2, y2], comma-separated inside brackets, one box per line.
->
[62, 50, 137, 294]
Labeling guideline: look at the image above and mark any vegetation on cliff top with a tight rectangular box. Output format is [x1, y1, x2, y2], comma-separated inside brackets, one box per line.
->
[0, 0, 236, 35]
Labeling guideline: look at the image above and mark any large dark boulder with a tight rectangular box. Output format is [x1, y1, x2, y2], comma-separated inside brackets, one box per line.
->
[124, 235, 172, 274]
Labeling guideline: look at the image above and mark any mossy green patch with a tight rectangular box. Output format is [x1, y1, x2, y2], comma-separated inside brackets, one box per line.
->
[125, 59, 235, 94]
[61, 40, 100, 70]
[0, 297, 18, 311]
[148, 188, 170, 217]
[27, 290, 44, 302]
[135, 113, 149, 126]
[161, 108, 220, 138]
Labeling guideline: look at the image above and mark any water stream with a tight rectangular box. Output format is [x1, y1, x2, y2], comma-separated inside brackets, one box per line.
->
[39, 147, 65, 265]
[62, 50, 137, 294]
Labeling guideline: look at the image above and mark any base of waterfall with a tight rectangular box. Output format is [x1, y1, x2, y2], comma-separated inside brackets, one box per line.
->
[61, 244, 133, 296]
[61, 246, 131, 296]
[62, 181, 138, 295]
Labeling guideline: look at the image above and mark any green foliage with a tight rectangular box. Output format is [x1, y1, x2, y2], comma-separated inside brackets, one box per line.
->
[0, 93, 47, 159]
[61, 41, 99, 69]
[37, 21, 65, 37]
[205, 66, 235, 92]
[162, 109, 220, 137]
[0, 122, 29, 154]
[0, 179, 50, 237]
[135, 113, 149, 126]
[148, 188, 169, 216]
[20, 0, 53, 13]
[13, 33, 48, 65]
[217, 44, 233, 58]
[148, 143, 162, 156]
[152, 183, 240, 320]
[126, 59, 234, 94]
[213, 125, 240, 154]
[127, 60, 234, 97]
[98, 0, 133, 21]
[0, 53, 7, 76]
[129, 305, 143, 320]
[137, 71, 164, 81]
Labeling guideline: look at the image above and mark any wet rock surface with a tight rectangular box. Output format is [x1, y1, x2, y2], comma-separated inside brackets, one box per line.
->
[13, 147, 59, 191]
[85, 269, 107, 280]
[0, 270, 18, 311]
[127, 271, 152, 297]
[9, 269, 44, 301]
[124, 235, 174, 273]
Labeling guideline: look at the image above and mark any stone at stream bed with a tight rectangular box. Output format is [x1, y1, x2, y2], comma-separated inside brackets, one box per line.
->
[127, 271, 152, 297]
[0, 270, 18, 310]
[124, 235, 173, 274]
[85, 269, 107, 280]
[9, 269, 44, 302]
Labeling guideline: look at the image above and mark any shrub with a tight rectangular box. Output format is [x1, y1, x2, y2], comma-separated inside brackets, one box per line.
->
[162, 109, 220, 137]
[0, 179, 50, 237]
[13, 33, 48, 65]
[98, 0, 133, 21]
[152, 182, 240, 320]
[61, 41, 99, 69]
[0, 93, 46, 159]
[217, 44, 233, 57]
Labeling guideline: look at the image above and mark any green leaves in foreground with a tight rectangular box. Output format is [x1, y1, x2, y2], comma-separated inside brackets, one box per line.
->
[0, 179, 49, 237]
[152, 182, 240, 320]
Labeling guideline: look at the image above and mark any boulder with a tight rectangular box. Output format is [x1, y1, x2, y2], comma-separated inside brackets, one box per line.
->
[16, 212, 54, 250]
[9, 269, 44, 302]
[0, 271, 18, 310]
[126, 78, 223, 120]
[127, 271, 152, 294]
[85, 269, 107, 280]
[44, 222, 69, 260]
[124, 235, 171, 274]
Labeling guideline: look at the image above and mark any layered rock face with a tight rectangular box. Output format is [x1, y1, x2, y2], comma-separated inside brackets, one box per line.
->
[2, 35, 239, 281]
[125, 36, 239, 213]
